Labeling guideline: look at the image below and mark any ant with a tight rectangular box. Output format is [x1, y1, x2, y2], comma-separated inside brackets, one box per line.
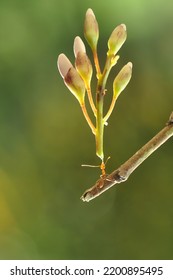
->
[82, 156, 111, 188]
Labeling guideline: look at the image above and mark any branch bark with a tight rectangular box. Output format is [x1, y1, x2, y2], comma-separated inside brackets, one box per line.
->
[81, 112, 173, 202]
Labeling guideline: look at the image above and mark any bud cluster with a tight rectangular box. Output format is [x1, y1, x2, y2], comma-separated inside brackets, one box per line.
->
[57, 8, 133, 164]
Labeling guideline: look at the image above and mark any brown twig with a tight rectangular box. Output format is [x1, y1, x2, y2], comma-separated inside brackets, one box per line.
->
[81, 112, 173, 202]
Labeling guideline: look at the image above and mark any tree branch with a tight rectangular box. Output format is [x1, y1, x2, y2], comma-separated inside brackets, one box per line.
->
[81, 112, 173, 202]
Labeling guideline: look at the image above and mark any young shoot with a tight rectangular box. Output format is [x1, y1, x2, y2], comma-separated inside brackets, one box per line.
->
[57, 8, 132, 176]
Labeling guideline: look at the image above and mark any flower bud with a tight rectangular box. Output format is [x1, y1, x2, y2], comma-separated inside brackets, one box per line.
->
[64, 67, 85, 104]
[75, 51, 93, 86]
[73, 36, 86, 57]
[84, 8, 99, 50]
[57, 54, 73, 78]
[113, 62, 132, 99]
[57, 54, 85, 104]
[108, 24, 127, 56]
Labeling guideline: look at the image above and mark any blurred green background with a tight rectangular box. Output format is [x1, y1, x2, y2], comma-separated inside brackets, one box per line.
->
[0, 0, 173, 260]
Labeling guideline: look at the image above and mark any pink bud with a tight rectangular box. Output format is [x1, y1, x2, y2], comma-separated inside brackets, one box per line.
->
[74, 36, 86, 57]
[64, 67, 86, 104]
[57, 54, 73, 78]
[75, 51, 93, 85]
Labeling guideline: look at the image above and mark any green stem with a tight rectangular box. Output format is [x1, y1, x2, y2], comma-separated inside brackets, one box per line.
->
[96, 90, 104, 160]
[104, 96, 117, 123]
[81, 103, 96, 135]
[93, 49, 101, 78]
[95, 55, 116, 160]
[86, 85, 97, 117]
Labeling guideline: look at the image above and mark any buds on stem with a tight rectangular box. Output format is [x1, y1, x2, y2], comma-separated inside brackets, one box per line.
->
[57, 9, 133, 165]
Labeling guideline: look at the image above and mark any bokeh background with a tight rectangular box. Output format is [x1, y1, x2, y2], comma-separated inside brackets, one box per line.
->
[0, 0, 173, 259]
